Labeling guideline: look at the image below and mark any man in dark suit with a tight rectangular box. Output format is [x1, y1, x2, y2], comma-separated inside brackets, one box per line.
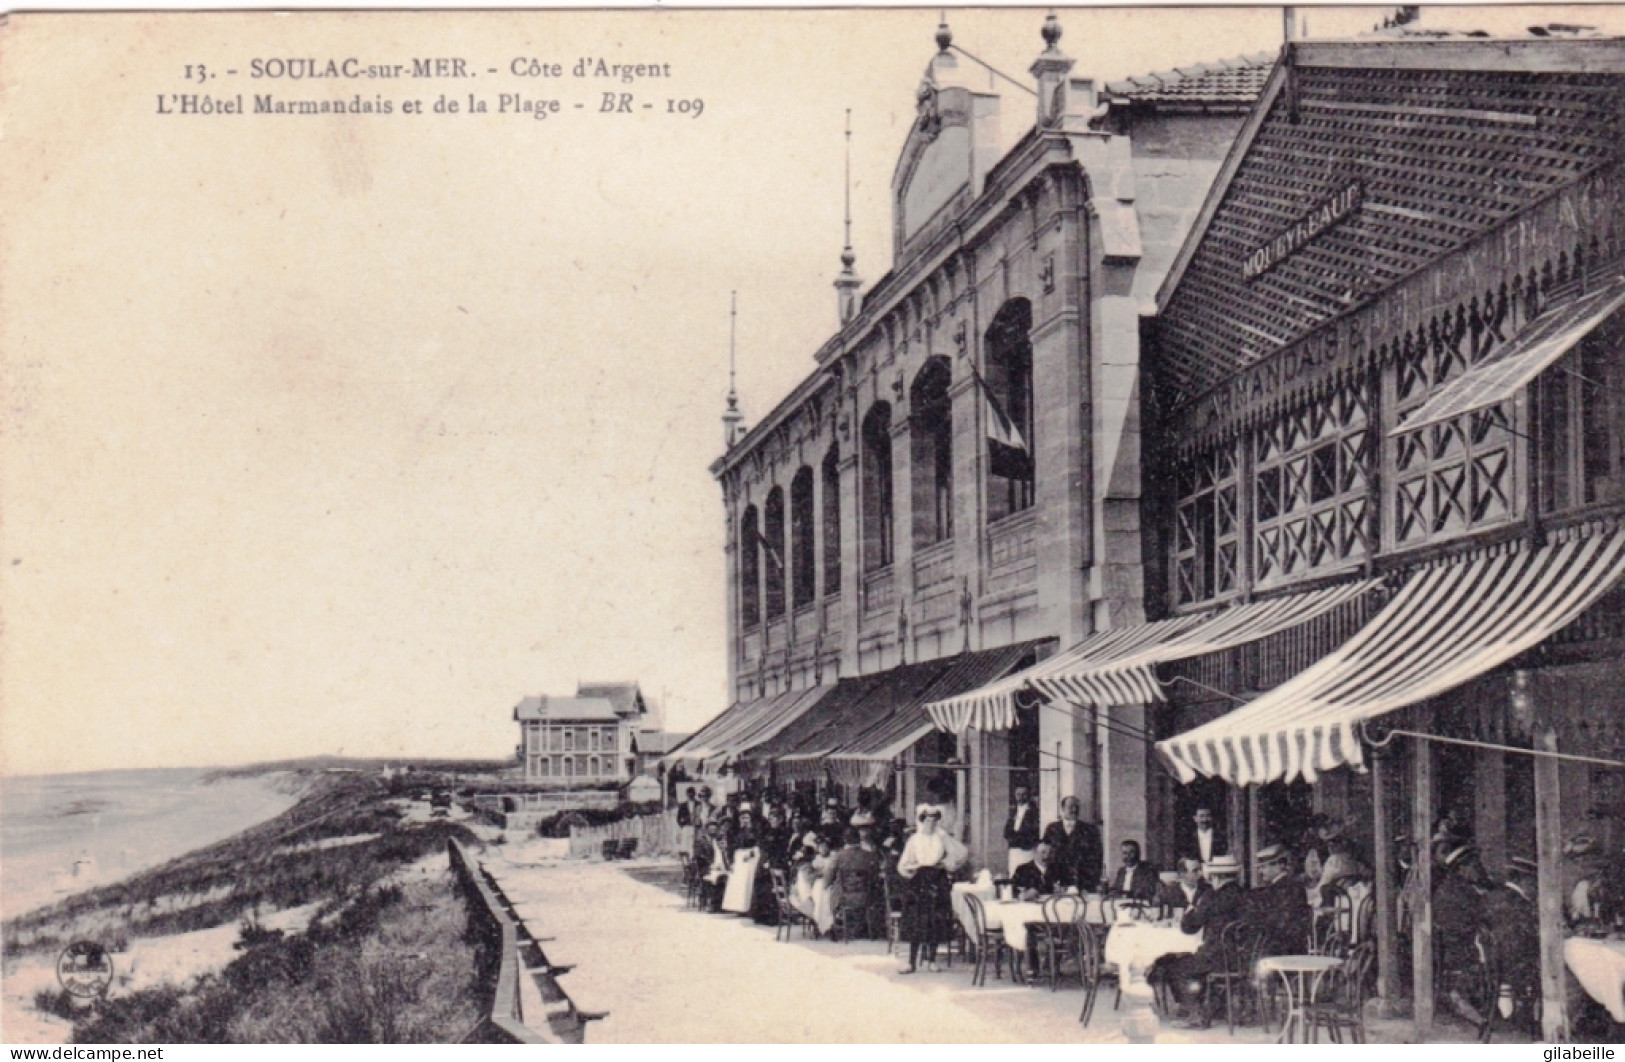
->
[1176, 806, 1228, 865]
[1041, 795, 1104, 893]
[1104, 839, 1161, 903]
[1157, 856, 1211, 913]
[695, 821, 730, 912]
[1246, 843, 1313, 956]
[1150, 853, 1247, 1022]
[1011, 840, 1065, 900]
[1003, 783, 1041, 874]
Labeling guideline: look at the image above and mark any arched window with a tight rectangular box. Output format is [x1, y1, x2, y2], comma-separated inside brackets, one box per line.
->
[564, 757, 575, 778]
[822, 446, 842, 596]
[790, 467, 816, 608]
[764, 486, 787, 620]
[985, 299, 1035, 523]
[588, 756, 600, 777]
[862, 403, 895, 570]
[910, 357, 954, 546]
[740, 504, 761, 630]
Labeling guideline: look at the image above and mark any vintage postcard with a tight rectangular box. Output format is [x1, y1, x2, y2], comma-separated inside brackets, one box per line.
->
[3, 4, 1625, 1046]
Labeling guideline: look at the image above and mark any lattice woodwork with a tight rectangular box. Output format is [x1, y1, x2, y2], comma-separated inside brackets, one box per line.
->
[1160, 64, 1625, 408]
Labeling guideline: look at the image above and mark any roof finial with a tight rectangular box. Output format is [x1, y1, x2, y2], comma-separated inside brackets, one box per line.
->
[841, 108, 855, 270]
[723, 291, 744, 447]
[1041, 10, 1063, 51]
[935, 12, 953, 54]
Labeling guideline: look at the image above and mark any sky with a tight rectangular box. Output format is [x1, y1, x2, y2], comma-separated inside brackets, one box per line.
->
[5, 5, 1625, 776]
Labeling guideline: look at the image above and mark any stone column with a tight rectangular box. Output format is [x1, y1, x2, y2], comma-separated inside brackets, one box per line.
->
[838, 402, 863, 677]
[1099, 704, 1150, 859]
[889, 387, 915, 669]
[723, 488, 741, 703]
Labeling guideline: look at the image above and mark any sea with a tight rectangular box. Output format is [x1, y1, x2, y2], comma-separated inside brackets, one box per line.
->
[0, 768, 302, 921]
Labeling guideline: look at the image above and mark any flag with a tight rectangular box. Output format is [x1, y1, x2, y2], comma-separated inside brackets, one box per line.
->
[973, 366, 1031, 480]
[752, 527, 784, 572]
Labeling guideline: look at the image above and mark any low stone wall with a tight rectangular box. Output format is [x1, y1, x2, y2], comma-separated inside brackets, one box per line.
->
[447, 838, 604, 1043]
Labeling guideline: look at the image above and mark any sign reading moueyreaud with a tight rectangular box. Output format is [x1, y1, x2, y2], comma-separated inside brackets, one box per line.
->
[1244, 182, 1364, 281]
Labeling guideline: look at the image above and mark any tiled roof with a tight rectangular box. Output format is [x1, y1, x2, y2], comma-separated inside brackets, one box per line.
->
[514, 695, 620, 722]
[1102, 53, 1276, 105]
[575, 682, 645, 717]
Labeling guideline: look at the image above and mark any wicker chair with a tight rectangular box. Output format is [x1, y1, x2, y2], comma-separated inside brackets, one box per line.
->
[963, 893, 1010, 987]
[1305, 940, 1376, 1043]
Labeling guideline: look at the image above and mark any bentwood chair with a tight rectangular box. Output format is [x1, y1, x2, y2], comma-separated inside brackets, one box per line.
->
[1305, 940, 1376, 1043]
[880, 870, 903, 956]
[1076, 918, 1112, 1027]
[1202, 922, 1267, 1035]
[678, 852, 698, 908]
[963, 893, 1009, 987]
[1036, 894, 1087, 991]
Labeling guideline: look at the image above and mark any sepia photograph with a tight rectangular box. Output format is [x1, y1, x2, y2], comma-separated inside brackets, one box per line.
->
[2, 3, 1625, 1046]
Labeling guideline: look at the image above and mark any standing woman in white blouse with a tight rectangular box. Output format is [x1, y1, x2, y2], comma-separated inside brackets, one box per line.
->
[896, 804, 968, 973]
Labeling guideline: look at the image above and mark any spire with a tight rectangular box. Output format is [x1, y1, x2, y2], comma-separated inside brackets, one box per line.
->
[834, 109, 862, 326]
[723, 291, 744, 449]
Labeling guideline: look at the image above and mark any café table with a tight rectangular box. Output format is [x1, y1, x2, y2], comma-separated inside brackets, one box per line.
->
[1256, 954, 1344, 1042]
[1102, 919, 1201, 997]
[1564, 936, 1625, 1022]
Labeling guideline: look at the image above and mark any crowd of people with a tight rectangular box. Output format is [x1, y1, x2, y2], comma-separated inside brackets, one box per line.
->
[671, 778, 1622, 1035]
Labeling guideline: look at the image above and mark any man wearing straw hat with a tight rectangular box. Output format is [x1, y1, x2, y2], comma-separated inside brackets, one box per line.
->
[1149, 853, 1247, 1024]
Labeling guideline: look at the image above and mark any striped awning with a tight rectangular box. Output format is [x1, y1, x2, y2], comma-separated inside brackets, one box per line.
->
[661, 685, 832, 773]
[786, 642, 1047, 788]
[1393, 276, 1625, 437]
[1158, 530, 1625, 786]
[925, 581, 1376, 733]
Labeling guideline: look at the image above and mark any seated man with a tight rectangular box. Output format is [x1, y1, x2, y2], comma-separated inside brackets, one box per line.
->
[1149, 854, 1248, 1024]
[1158, 857, 1210, 913]
[823, 827, 882, 938]
[1247, 843, 1313, 957]
[1011, 840, 1065, 901]
[1104, 839, 1161, 904]
[695, 821, 730, 913]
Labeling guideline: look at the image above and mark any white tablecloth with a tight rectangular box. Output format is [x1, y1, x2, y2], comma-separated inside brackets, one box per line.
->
[1565, 937, 1625, 1022]
[951, 881, 997, 942]
[1102, 921, 1202, 980]
[951, 884, 1106, 952]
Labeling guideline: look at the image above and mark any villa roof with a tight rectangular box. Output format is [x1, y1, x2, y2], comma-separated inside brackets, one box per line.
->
[514, 695, 620, 722]
[575, 682, 646, 717]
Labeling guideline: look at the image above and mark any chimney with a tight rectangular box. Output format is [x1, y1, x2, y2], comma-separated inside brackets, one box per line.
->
[1030, 12, 1075, 128]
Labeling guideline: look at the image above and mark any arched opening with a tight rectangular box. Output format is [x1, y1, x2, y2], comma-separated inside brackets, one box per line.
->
[861, 402, 895, 571]
[740, 504, 761, 630]
[910, 357, 954, 546]
[764, 486, 787, 620]
[984, 299, 1035, 523]
[822, 446, 842, 596]
[790, 466, 816, 609]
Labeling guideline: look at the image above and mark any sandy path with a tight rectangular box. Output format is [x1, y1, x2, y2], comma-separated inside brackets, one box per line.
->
[485, 857, 1150, 1044]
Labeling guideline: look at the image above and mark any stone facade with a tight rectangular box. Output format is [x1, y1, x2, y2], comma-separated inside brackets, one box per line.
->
[710, 17, 1261, 867]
